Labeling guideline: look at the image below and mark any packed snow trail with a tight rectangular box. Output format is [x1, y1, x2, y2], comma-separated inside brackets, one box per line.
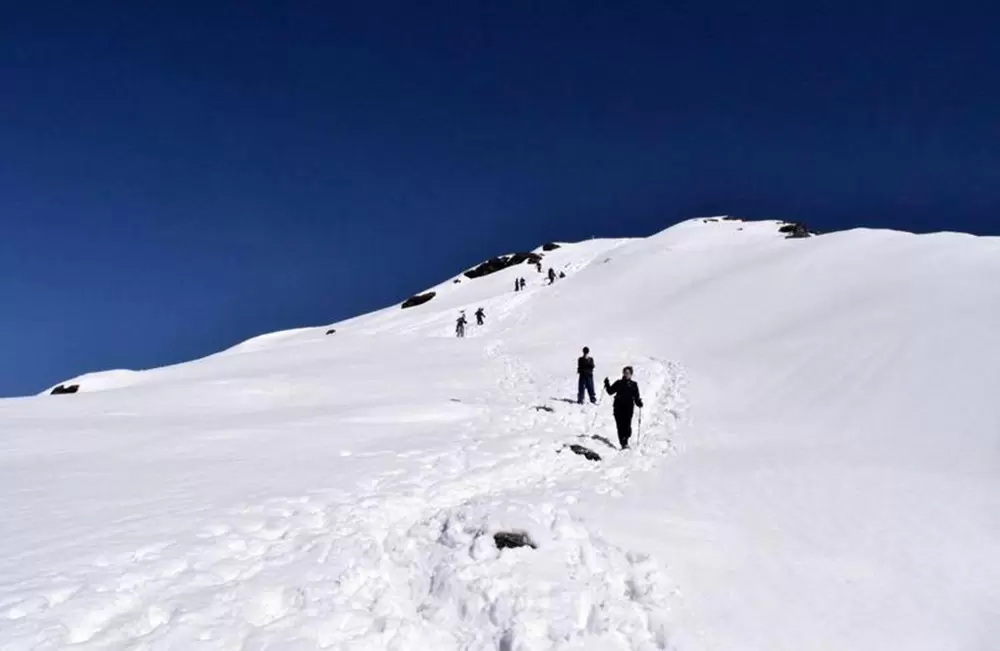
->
[1, 343, 685, 650]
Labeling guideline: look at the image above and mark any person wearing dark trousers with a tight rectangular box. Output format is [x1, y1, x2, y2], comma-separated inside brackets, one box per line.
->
[577, 347, 596, 404]
[604, 367, 643, 449]
[474, 307, 485, 325]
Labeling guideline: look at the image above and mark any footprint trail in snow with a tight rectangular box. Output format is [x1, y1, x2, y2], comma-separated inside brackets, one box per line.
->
[1, 346, 686, 651]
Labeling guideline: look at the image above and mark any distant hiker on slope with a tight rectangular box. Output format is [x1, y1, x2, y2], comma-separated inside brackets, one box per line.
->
[514, 279, 520, 292]
[456, 314, 467, 338]
[548, 267, 556, 285]
[475, 307, 486, 326]
[535, 261, 542, 273]
[577, 347, 597, 404]
[519, 277, 526, 290]
[604, 367, 644, 449]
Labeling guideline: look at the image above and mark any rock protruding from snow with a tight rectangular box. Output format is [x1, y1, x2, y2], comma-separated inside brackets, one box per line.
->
[494, 530, 537, 550]
[778, 221, 813, 238]
[50, 384, 79, 395]
[401, 291, 436, 309]
[463, 252, 543, 279]
[542, 242, 561, 251]
[565, 443, 602, 461]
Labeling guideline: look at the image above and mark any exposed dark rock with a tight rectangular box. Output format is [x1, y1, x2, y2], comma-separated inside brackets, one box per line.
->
[401, 291, 436, 309]
[494, 531, 537, 550]
[541, 242, 561, 251]
[463, 252, 543, 279]
[534, 405, 555, 413]
[50, 384, 79, 395]
[510, 252, 543, 266]
[778, 222, 813, 239]
[565, 443, 601, 462]
[326, 329, 336, 335]
[453, 279, 461, 284]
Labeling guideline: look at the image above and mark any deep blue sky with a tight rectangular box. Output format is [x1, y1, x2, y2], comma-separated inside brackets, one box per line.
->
[1, 1, 997, 397]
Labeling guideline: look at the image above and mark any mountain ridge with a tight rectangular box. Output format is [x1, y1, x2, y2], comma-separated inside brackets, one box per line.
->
[41, 214, 999, 396]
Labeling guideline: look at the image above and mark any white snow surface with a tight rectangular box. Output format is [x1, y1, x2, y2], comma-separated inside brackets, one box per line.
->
[3, 217, 999, 650]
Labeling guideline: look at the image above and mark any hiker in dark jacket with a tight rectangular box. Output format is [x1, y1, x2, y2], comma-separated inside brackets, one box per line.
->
[519, 277, 526, 290]
[604, 367, 644, 449]
[474, 307, 485, 325]
[514, 279, 520, 292]
[455, 314, 467, 338]
[547, 267, 556, 284]
[577, 347, 596, 404]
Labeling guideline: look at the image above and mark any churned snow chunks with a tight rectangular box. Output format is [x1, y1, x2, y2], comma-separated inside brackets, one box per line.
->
[50, 384, 79, 395]
[541, 242, 561, 251]
[565, 443, 602, 461]
[494, 530, 537, 550]
[400, 291, 436, 309]
[463, 252, 543, 279]
[413, 504, 672, 648]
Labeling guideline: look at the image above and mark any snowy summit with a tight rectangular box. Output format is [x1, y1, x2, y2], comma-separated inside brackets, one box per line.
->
[2, 217, 999, 650]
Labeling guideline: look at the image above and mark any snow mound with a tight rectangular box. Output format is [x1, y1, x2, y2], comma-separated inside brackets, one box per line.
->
[40, 369, 144, 395]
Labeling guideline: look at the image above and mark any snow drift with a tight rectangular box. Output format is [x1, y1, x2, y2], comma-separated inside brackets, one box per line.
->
[2, 217, 998, 651]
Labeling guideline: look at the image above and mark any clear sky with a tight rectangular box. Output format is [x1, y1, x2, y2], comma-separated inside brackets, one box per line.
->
[2, 1, 997, 397]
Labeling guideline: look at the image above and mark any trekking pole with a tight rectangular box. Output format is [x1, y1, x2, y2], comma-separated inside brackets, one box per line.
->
[587, 384, 604, 431]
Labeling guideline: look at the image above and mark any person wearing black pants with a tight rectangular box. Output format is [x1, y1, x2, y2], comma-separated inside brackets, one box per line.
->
[604, 366, 643, 449]
[577, 347, 596, 404]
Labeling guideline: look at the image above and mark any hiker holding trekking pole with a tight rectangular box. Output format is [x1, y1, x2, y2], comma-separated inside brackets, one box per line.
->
[604, 366, 643, 449]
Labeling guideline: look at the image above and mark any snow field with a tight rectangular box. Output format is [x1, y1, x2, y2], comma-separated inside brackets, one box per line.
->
[2, 331, 686, 650]
[6, 217, 1000, 650]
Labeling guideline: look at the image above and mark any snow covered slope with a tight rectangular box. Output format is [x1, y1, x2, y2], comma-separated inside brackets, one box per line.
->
[2, 218, 999, 650]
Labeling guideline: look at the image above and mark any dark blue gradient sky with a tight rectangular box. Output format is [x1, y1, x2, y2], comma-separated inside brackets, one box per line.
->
[1, 1, 998, 396]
